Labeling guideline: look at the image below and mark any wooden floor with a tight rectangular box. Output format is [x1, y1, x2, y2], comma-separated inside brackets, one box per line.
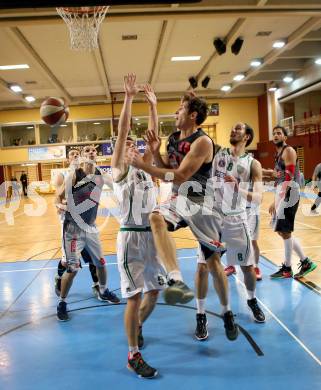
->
[0, 189, 320, 287]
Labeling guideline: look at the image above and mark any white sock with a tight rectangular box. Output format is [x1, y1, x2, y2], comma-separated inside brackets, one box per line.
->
[292, 238, 306, 262]
[221, 304, 231, 314]
[59, 297, 66, 303]
[129, 346, 139, 358]
[196, 298, 206, 314]
[284, 238, 293, 267]
[99, 284, 106, 294]
[247, 289, 256, 300]
[168, 270, 183, 282]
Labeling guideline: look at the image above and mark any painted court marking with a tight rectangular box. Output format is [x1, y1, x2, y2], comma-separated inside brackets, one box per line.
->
[227, 263, 321, 367]
[0, 255, 197, 274]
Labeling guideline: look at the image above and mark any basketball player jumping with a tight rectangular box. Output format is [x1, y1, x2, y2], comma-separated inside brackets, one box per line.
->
[263, 125, 317, 279]
[126, 93, 238, 341]
[112, 74, 165, 379]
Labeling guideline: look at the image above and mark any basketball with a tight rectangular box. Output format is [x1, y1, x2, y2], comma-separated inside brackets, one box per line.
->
[40, 97, 69, 127]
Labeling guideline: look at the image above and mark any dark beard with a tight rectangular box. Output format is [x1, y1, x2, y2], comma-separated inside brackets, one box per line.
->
[275, 141, 284, 147]
[230, 138, 237, 145]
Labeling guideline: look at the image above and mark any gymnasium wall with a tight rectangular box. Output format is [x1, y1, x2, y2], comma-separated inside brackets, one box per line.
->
[0, 97, 260, 165]
[257, 132, 321, 178]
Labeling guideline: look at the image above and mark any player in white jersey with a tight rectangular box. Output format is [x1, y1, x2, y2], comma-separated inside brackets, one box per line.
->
[54, 148, 102, 298]
[194, 123, 265, 341]
[112, 74, 165, 379]
[225, 179, 262, 281]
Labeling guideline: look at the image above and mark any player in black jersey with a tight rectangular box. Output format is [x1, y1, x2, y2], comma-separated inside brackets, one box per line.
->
[127, 93, 238, 341]
[263, 126, 316, 279]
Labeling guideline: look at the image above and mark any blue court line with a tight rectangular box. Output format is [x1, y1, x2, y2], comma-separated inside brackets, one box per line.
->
[1, 248, 321, 389]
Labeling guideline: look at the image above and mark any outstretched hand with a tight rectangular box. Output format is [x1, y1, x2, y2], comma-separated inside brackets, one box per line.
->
[144, 84, 157, 106]
[124, 73, 140, 97]
[125, 148, 144, 169]
[144, 129, 161, 154]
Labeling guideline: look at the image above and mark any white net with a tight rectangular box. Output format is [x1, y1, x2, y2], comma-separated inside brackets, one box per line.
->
[56, 6, 110, 51]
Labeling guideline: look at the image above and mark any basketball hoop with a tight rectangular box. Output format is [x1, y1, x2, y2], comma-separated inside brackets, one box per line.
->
[56, 6, 110, 51]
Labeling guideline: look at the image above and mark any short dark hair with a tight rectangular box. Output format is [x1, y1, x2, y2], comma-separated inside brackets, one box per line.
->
[68, 148, 79, 156]
[273, 125, 287, 136]
[182, 93, 208, 125]
[245, 123, 254, 147]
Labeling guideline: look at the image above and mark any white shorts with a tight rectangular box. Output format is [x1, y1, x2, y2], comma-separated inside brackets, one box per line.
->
[63, 219, 106, 272]
[117, 228, 167, 299]
[246, 208, 260, 241]
[154, 195, 223, 259]
[198, 213, 254, 267]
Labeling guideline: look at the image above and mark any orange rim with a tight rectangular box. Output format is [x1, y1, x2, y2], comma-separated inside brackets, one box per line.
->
[58, 6, 109, 15]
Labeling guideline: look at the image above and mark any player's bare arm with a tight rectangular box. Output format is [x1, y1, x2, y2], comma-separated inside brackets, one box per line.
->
[111, 73, 139, 182]
[126, 135, 212, 184]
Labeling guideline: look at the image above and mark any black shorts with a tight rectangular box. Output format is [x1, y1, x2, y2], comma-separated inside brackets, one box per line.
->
[274, 198, 300, 233]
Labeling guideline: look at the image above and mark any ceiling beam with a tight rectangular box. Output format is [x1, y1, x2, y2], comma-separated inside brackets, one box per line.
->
[9, 27, 73, 102]
[263, 58, 306, 72]
[189, 18, 246, 89]
[0, 75, 29, 104]
[149, 20, 175, 87]
[302, 28, 321, 41]
[278, 41, 321, 58]
[1, 7, 321, 27]
[229, 17, 321, 93]
[256, 0, 269, 6]
[92, 40, 111, 100]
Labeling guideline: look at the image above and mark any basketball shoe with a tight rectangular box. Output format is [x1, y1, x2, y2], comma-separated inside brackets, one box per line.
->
[294, 258, 317, 279]
[127, 352, 157, 379]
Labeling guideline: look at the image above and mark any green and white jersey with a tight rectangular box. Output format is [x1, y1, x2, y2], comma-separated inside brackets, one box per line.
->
[212, 147, 253, 215]
[113, 166, 157, 227]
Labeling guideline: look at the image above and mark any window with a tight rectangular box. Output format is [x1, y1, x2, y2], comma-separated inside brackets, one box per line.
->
[130, 116, 176, 138]
[1, 124, 36, 147]
[39, 123, 73, 144]
[76, 120, 111, 142]
[159, 116, 176, 137]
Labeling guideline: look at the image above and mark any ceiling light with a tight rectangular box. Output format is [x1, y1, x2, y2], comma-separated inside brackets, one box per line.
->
[60, 124, 67, 127]
[171, 56, 201, 62]
[27, 126, 34, 129]
[315, 58, 321, 65]
[10, 84, 22, 93]
[188, 76, 198, 89]
[93, 122, 101, 125]
[213, 38, 226, 56]
[273, 40, 286, 48]
[233, 74, 245, 81]
[24, 95, 35, 102]
[201, 76, 211, 88]
[250, 59, 262, 67]
[0, 64, 29, 70]
[268, 86, 278, 92]
[160, 121, 164, 124]
[221, 85, 231, 92]
[231, 37, 244, 55]
[283, 76, 293, 83]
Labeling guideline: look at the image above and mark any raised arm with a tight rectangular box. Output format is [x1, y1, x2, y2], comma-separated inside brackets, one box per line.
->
[126, 135, 212, 185]
[111, 73, 139, 181]
[142, 84, 158, 165]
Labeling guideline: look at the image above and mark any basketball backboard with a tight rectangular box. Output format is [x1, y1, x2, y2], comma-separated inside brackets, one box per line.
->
[0, 0, 201, 8]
